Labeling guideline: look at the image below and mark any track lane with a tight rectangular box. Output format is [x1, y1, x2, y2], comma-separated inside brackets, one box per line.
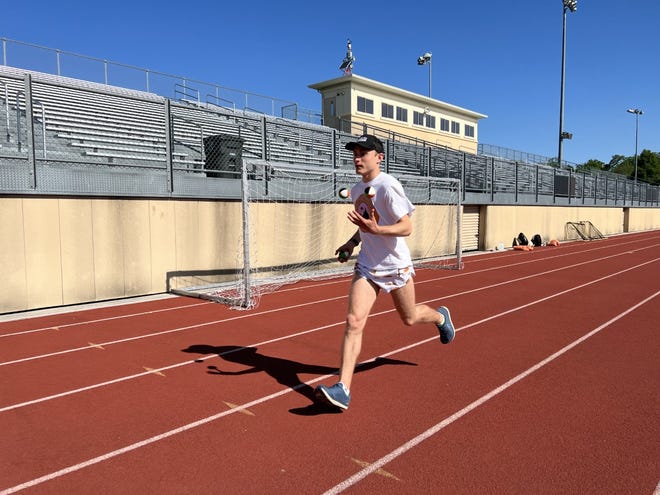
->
[3, 282, 656, 493]
[1, 233, 658, 494]
[329, 291, 659, 495]
[1, 244, 656, 412]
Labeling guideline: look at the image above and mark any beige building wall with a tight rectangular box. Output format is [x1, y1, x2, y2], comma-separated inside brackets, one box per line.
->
[1, 196, 659, 314]
[0, 197, 244, 313]
[479, 205, 660, 251]
[309, 74, 486, 154]
[625, 207, 660, 232]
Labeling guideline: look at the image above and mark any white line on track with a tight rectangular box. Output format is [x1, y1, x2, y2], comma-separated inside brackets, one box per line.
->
[0, 293, 657, 493]
[0, 301, 211, 338]
[1, 255, 657, 413]
[1, 236, 654, 339]
[322, 289, 660, 495]
[2, 243, 657, 369]
[0, 295, 344, 367]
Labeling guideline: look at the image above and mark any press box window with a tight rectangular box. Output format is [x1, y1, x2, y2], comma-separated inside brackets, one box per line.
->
[357, 96, 374, 114]
[381, 103, 394, 119]
[396, 107, 408, 122]
[465, 125, 475, 138]
[451, 121, 460, 134]
[425, 115, 436, 129]
[413, 111, 425, 126]
[440, 118, 449, 132]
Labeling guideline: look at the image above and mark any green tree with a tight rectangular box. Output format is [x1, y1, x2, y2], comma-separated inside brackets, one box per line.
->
[635, 149, 660, 184]
[546, 157, 559, 168]
[576, 159, 605, 172]
[606, 154, 629, 173]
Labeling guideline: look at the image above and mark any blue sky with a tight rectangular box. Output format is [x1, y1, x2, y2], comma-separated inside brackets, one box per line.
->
[2, 0, 658, 165]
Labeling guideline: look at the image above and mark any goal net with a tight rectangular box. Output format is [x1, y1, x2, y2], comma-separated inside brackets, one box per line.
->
[171, 160, 462, 309]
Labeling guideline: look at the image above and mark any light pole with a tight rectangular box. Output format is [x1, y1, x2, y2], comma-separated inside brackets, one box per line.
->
[626, 108, 643, 184]
[557, 0, 577, 168]
[417, 52, 432, 98]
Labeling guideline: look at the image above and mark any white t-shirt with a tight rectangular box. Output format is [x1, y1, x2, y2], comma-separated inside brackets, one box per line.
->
[350, 172, 415, 272]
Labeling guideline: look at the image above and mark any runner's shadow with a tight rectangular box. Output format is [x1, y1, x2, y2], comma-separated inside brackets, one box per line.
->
[181, 344, 416, 416]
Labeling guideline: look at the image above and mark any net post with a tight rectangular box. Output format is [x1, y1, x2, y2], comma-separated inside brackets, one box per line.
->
[240, 159, 252, 308]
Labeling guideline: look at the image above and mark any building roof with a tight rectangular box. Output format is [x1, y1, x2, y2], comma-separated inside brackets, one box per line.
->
[308, 73, 487, 120]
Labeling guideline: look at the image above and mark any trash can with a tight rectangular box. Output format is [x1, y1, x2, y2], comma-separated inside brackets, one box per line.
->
[203, 135, 244, 178]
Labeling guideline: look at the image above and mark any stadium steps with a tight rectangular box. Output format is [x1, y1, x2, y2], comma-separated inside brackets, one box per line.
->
[1, 68, 175, 164]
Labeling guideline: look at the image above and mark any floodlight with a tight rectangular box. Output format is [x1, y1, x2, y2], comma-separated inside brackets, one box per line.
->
[417, 52, 432, 97]
[417, 52, 432, 64]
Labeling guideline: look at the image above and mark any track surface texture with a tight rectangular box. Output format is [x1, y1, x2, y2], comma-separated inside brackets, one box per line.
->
[1, 231, 659, 494]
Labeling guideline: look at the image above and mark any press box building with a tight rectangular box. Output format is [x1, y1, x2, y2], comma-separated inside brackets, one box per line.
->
[309, 73, 487, 154]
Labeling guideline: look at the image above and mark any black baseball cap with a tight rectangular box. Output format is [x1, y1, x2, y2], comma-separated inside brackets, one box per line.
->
[345, 134, 384, 153]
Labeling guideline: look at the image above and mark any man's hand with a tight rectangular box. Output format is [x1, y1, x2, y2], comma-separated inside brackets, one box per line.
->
[335, 242, 355, 263]
[347, 207, 380, 234]
[348, 209, 412, 237]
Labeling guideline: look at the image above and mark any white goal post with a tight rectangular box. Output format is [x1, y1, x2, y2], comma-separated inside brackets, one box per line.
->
[171, 160, 462, 309]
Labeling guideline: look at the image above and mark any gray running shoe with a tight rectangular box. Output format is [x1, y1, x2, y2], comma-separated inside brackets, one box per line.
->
[436, 306, 455, 344]
[315, 383, 350, 410]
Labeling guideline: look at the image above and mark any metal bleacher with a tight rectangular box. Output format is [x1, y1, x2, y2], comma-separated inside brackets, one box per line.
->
[1, 65, 168, 164]
[1, 63, 658, 206]
[1, 65, 325, 172]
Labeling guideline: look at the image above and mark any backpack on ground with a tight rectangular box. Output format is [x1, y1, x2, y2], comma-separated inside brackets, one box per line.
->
[531, 234, 543, 247]
[517, 232, 529, 246]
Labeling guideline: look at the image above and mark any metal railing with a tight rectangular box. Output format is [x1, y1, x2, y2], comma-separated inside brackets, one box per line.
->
[0, 37, 321, 124]
[1, 66, 658, 206]
[1, 80, 9, 142]
[478, 142, 578, 169]
[15, 90, 46, 157]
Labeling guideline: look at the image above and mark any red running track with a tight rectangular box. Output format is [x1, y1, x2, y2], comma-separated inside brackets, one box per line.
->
[1, 231, 659, 494]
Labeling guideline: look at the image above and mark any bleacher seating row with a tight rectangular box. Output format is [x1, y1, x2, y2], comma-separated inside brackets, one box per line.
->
[0, 64, 412, 174]
[2, 64, 655, 206]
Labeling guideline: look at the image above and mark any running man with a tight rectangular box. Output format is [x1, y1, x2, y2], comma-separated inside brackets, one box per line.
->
[315, 134, 456, 411]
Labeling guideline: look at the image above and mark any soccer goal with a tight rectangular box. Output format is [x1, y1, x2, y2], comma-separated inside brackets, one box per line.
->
[565, 221, 605, 241]
[171, 160, 462, 309]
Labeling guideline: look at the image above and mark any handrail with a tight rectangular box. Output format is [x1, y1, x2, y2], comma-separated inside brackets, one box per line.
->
[1, 37, 318, 122]
[205, 94, 236, 112]
[174, 82, 200, 105]
[15, 90, 47, 158]
[171, 113, 205, 163]
[1, 81, 9, 142]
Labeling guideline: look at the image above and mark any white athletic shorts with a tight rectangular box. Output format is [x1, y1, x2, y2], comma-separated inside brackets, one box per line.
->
[354, 263, 415, 293]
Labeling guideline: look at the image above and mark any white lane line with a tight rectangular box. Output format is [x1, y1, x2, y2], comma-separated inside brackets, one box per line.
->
[1, 257, 657, 412]
[0, 301, 210, 337]
[1, 237, 654, 339]
[0, 290, 656, 494]
[0, 295, 346, 367]
[3, 244, 656, 368]
[0, 320, 342, 413]
[0, 381, 324, 494]
[323, 289, 660, 495]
